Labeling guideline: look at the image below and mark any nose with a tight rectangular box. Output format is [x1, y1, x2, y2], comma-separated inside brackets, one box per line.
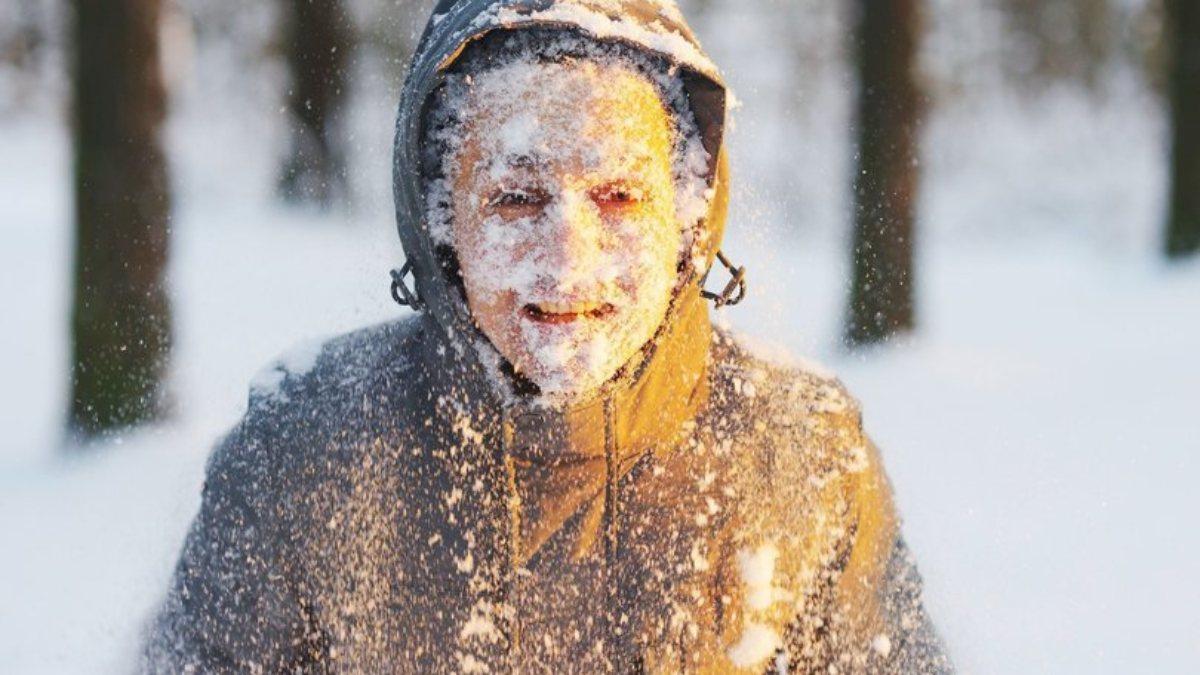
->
[538, 190, 604, 282]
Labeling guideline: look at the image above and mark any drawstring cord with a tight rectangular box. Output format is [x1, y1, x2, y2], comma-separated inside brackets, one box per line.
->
[602, 394, 621, 671]
[602, 394, 620, 572]
[500, 409, 520, 672]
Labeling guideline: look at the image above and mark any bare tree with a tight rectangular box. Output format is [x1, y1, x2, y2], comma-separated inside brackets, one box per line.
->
[1166, 0, 1200, 258]
[845, 0, 923, 347]
[69, 0, 172, 438]
[278, 0, 352, 206]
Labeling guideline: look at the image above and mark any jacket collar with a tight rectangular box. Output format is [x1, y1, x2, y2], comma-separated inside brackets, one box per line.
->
[502, 287, 712, 467]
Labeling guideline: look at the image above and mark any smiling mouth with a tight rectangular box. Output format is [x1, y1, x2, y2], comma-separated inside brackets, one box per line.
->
[522, 301, 617, 325]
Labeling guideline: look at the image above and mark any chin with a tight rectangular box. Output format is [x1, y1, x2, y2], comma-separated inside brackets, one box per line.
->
[515, 352, 623, 402]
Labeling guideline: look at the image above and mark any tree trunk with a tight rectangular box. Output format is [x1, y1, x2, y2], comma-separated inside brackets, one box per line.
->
[69, 0, 172, 438]
[1166, 0, 1200, 258]
[845, 0, 922, 347]
[278, 0, 351, 206]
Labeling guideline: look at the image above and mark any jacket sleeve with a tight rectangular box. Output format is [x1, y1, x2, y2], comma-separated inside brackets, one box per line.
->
[800, 437, 953, 674]
[139, 419, 314, 673]
[868, 535, 954, 674]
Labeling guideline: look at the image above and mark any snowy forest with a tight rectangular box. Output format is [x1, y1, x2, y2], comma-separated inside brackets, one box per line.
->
[1, 0, 1198, 672]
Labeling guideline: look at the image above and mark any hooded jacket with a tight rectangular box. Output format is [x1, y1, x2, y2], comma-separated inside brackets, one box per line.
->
[143, 1, 951, 673]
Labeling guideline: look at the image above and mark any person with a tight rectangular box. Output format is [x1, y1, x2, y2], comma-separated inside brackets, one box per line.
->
[142, 0, 952, 672]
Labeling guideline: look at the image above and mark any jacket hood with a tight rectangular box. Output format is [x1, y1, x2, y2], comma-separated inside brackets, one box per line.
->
[392, 0, 732, 410]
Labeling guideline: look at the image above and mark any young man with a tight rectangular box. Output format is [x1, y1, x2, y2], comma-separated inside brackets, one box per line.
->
[143, 1, 951, 672]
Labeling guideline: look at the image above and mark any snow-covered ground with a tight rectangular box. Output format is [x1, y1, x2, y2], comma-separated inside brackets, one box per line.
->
[3, 11, 1199, 673]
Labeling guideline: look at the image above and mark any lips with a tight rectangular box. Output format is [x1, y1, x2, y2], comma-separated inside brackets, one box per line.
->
[521, 301, 617, 324]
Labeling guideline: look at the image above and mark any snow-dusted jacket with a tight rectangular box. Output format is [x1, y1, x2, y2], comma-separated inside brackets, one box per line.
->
[142, 1, 951, 673]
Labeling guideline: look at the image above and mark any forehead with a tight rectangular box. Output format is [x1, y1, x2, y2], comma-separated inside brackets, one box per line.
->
[456, 59, 675, 175]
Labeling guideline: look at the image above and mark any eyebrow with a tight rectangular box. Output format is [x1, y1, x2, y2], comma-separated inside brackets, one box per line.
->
[503, 153, 544, 170]
[479, 153, 546, 178]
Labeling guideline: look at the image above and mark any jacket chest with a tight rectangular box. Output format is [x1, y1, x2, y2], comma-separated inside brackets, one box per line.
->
[301, 434, 741, 673]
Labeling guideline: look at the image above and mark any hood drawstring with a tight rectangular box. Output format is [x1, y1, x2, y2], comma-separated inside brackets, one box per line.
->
[496, 393, 623, 671]
[499, 409, 521, 672]
[602, 395, 620, 565]
[601, 394, 623, 671]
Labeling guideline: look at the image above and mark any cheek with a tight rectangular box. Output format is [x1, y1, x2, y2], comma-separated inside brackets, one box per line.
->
[610, 211, 679, 286]
[460, 215, 538, 293]
[476, 290, 518, 332]
[455, 220, 538, 345]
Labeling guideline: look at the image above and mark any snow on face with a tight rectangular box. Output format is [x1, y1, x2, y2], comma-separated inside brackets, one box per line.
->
[449, 59, 681, 400]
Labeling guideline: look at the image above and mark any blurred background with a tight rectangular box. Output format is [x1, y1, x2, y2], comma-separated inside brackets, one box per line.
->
[1, 0, 1197, 672]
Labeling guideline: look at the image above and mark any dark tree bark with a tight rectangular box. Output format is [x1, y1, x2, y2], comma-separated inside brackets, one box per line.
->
[69, 0, 172, 438]
[845, 0, 923, 347]
[1166, 0, 1200, 258]
[278, 0, 351, 206]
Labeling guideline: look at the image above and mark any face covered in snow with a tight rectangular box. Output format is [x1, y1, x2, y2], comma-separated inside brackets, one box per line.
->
[448, 59, 683, 400]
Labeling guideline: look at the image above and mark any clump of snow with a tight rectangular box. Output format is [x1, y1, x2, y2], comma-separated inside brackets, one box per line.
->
[690, 541, 710, 571]
[736, 542, 790, 611]
[844, 444, 870, 474]
[460, 601, 502, 643]
[467, 0, 721, 80]
[248, 337, 325, 401]
[773, 649, 790, 674]
[872, 632, 893, 658]
[724, 540, 792, 667]
[728, 542, 795, 667]
[456, 652, 490, 674]
[727, 622, 782, 668]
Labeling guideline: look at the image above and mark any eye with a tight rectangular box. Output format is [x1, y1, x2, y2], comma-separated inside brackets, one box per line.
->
[591, 182, 646, 208]
[488, 188, 550, 210]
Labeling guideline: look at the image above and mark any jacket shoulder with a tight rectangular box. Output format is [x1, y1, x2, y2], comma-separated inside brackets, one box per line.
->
[707, 328, 883, 519]
[197, 315, 431, 524]
[710, 328, 865, 443]
[206, 315, 431, 478]
[245, 314, 427, 413]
